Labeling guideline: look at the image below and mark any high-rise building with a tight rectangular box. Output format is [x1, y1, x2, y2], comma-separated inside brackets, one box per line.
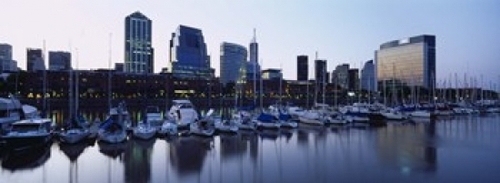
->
[247, 29, 261, 81]
[361, 60, 376, 91]
[348, 69, 359, 91]
[332, 63, 349, 89]
[169, 25, 212, 79]
[220, 42, 247, 85]
[49, 51, 71, 71]
[27, 48, 46, 71]
[376, 35, 436, 89]
[315, 59, 327, 84]
[0, 44, 17, 72]
[297, 55, 308, 81]
[125, 11, 153, 74]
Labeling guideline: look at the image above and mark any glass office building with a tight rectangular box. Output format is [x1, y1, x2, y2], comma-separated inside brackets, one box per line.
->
[125, 11, 153, 74]
[220, 42, 247, 85]
[297, 55, 308, 81]
[375, 35, 436, 89]
[169, 25, 212, 79]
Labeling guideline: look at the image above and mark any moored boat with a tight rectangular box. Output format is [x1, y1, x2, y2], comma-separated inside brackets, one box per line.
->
[2, 118, 53, 151]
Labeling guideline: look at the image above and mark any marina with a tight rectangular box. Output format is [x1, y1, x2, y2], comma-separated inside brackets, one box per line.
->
[1, 111, 499, 183]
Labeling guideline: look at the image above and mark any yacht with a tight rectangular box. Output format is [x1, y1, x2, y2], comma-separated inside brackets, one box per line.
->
[132, 120, 157, 140]
[2, 118, 52, 151]
[166, 100, 199, 129]
[0, 96, 22, 134]
[98, 102, 128, 143]
[189, 109, 215, 137]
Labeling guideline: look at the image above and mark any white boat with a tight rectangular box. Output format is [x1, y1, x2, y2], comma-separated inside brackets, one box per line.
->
[166, 100, 199, 129]
[59, 128, 90, 144]
[144, 106, 164, 129]
[234, 110, 257, 131]
[325, 113, 349, 125]
[268, 105, 298, 128]
[157, 120, 178, 136]
[98, 102, 128, 143]
[189, 109, 215, 137]
[3, 118, 52, 151]
[380, 108, 407, 121]
[298, 110, 326, 126]
[0, 96, 22, 133]
[132, 122, 157, 140]
[409, 110, 433, 119]
[214, 118, 239, 133]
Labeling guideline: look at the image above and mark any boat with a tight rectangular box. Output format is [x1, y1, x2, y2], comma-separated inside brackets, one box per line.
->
[132, 120, 157, 140]
[214, 117, 239, 133]
[189, 109, 215, 137]
[255, 111, 281, 129]
[268, 104, 297, 128]
[298, 110, 326, 126]
[2, 118, 53, 151]
[59, 115, 91, 144]
[0, 95, 22, 134]
[144, 105, 164, 129]
[166, 100, 199, 129]
[380, 108, 407, 121]
[98, 102, 128, 143]
[157, 119, 178, 137]
[234, 110, 257, 130]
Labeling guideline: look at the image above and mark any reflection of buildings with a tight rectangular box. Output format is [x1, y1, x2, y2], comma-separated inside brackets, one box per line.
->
[219, 133, 258, 161]
[375, 123, 437, 173]
[169, 137, 212, 176]
[124, 139, 155, 183]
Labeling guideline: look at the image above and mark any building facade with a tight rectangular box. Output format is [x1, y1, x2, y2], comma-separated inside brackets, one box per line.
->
[169, 25, 212, 79]
[375, 35, 436, 89]
[27, 48, 46, 71]
[315, 59, 327, 84]
[348, 69, 359, 91]
[262, 69, 282, 80]
[125, 11, 154, 74]
[361, 60, 376, 91]
[49, 51, 71, 71]
[0, 44, 17, 72]
[332, 63, 349, 89]
[220, 42, 247, 85]
[297, 55, 308, 81]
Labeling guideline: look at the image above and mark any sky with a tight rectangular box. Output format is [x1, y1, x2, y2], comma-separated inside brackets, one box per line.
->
[1, 0, 500, 89]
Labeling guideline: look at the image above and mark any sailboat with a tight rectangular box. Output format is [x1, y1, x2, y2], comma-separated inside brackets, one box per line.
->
[98, 101, 128, 143]
[59, 59, 90, 144]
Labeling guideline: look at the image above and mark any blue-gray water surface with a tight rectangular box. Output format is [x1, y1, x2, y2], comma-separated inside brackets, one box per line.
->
[1, 114, 500, 183]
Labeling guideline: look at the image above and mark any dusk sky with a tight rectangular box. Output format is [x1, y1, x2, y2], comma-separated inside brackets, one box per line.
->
[1, 0, 499, 88]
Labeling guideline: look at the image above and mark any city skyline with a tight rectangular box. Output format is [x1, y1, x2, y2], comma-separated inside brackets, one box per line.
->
[0, 0, 499, 86]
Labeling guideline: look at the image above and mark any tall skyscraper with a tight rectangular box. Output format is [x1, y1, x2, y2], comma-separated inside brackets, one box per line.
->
[246, 29, 261, 81]
[361, 60, 376, 91]
[315, 59, 327, 84]
[220, 42, 247, 85]
[27, 48, 46, 71]
[169, 25, 212, 79]
[332, 63, 350, 89]
[0, 43, 17, 72]
[297, 55, 308, 81]
[348, 69, 359, 91]
[376, 35, 436, 89]
[49, 51, 71, 71]
[125, 11, 153, 74]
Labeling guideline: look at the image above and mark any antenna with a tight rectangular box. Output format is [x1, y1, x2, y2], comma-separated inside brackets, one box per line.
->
[252, 28, 256, 42]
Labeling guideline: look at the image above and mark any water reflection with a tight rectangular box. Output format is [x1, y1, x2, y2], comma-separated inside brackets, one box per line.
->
[1, 115, 500, 183]
[1, 143, 51, 171]
[375, 122, 438, 174]
[168, 136, 213, 177]
[125, 138, 155, 183]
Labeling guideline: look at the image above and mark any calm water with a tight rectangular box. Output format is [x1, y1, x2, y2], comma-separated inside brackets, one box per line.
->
[1, 115, 500, 183]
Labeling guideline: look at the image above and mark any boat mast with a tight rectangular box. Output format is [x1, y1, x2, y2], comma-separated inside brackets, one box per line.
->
[108, 33, 112, 110]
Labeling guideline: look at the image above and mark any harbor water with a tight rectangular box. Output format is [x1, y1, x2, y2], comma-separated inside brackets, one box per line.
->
[1, 114, 500, 183]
